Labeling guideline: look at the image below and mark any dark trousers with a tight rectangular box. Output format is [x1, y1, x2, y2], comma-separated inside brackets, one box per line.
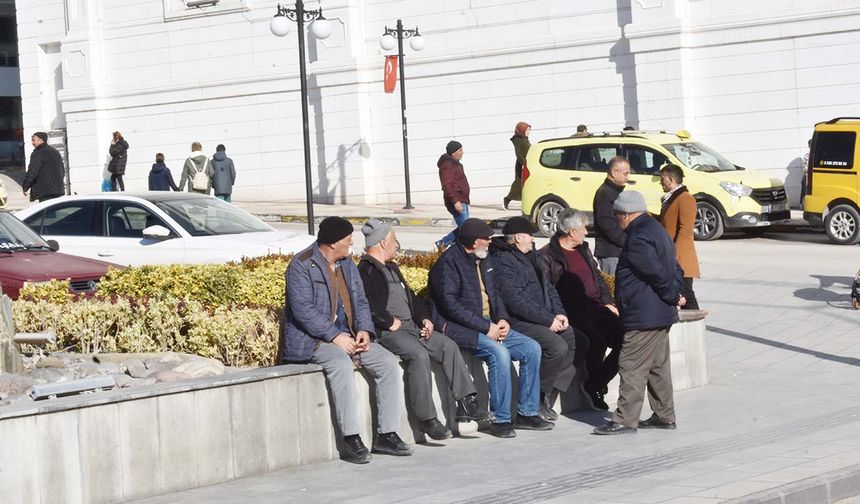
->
[511, 321, 577, 394]
[612, 327, 675, 428]
[573, 303, 624, 392]
[681, 277, 699, 310]
[38, 194, 62, 203]
[111, 173, 125, 191]
[379, 320, 477, 421]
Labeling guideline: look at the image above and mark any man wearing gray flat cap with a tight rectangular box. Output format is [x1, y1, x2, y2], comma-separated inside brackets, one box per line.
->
[594, 191, 685, 436]
[358, 219, 489, 441]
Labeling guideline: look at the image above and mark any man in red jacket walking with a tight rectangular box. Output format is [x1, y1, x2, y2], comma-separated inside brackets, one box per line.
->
[435, 140, 471, 250]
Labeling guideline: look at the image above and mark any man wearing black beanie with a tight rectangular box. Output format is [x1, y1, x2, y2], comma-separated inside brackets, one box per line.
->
[281, 216, 412, 464]
[435, 140, 471, 251]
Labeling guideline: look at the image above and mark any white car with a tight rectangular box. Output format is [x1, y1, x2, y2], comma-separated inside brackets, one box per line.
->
[14, 193, 315, 267]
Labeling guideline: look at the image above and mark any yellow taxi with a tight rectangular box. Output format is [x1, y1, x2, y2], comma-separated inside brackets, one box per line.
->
[803, 118, 860, 245]
[521, 130, 790, 240]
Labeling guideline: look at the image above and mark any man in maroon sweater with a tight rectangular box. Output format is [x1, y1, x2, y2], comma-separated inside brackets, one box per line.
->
[435, 140, 471, 250]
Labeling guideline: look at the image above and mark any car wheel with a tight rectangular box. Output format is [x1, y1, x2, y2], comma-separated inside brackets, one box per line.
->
[694, 201, 724, 241]
[535, 200, 566, 237]
[853, 298, 860, 310]
[824, 204, 860, 245]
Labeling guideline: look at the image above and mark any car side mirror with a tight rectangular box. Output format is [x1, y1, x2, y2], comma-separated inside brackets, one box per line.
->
[142, 225, 171, 240]
[46, 239, 59, 252]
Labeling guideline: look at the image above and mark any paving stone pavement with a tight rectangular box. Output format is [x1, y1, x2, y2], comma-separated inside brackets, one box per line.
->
[133, 230, 860, 504]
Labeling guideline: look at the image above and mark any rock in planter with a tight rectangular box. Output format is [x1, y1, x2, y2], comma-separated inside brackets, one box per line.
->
[35, 356, 66, 369]
[125, 358, 148, 378]
[154, 370, 192, 383]
[173, 359, 225, 379]
[0, 373, 35, 398]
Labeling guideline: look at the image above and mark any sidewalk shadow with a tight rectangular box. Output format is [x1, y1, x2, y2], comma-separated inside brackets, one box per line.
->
[708, 325, 860, 367]
[794, 275, 855, 309]
[563, 410, 612, 427]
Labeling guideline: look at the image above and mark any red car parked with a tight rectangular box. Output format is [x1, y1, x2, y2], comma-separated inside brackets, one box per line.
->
[0, 211, 113, 299]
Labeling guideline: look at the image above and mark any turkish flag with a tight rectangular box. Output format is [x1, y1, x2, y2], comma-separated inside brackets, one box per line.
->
[384, 56, 398, 93]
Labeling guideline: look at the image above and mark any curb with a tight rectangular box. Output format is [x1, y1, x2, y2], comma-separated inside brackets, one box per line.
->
[725, 464, 860, 504]
[254, 214, 513, 229]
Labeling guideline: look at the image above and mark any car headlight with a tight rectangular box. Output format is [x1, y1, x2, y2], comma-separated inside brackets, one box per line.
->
[719, 181, 753, 197]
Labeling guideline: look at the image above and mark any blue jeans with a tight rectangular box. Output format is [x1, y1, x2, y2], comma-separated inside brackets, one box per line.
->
[438, 204, 470, 247]
[473, 329, 541, 423]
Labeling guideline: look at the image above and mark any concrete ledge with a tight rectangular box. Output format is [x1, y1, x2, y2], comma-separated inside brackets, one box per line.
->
[725, 463, 860, 504]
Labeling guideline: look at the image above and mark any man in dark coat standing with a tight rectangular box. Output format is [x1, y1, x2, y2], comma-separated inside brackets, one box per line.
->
[594, 191, 684, 435]
[211, 144, 236, 202]
[490, 216, 578, 421]
[358, 219, 488, 441]
[429, 218, 553, 438]
[23, 132, 64, 202]
[592, 156, 630, 275]
[435, 140, 471, 250]
[281, 217, 412, 463]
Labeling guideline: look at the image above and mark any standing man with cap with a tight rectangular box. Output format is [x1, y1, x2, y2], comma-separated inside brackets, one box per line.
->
[490, 216, 579, 421]
[281, 216, 412, 463]
[358, 219, 489, 439]
[429, 218, 553, 438]
[594, 191, 684, 435]
[23, 132, 65, 202]
[592, 156, 630, 275]
[435, 140, 471, 251]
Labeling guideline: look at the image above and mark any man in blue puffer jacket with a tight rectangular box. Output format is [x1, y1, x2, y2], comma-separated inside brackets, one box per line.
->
[594, 191, 684, 436]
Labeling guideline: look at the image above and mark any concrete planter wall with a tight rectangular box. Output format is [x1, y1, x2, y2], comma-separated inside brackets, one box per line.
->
[0, 316, 707, 504]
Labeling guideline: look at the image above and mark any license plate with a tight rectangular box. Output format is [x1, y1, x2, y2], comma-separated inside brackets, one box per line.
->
[763, 203, 788, 213]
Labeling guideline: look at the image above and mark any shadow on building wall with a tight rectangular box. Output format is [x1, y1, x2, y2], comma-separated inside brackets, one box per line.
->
[784, 156, 805, 208]
[611, 0, 639, 130]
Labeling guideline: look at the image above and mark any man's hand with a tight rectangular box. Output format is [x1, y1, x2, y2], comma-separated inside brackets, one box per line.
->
[605, 304, 619, 316]
[487, 323, 503, 341]
[550, 314, 568, 332]
[454, 201, 463, 213]
[497, 319, 511, 339]
[389, 318, 402, 332]
[420, 319, 434, 340]
[355, 331, 371, 352]
[678, 295, 687, 307]
[332, 333, 357, 354]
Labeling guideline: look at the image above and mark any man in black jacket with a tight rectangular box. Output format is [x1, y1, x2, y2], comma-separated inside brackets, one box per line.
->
[538, 208, 623, 411]
[592, 156, 630, 275]
[429, 218, 553, 438]
[594, 191, 684, 436]
[23, 132, 64, 202]
[490, 216, 578, 421]
[358, 219, 487, 440]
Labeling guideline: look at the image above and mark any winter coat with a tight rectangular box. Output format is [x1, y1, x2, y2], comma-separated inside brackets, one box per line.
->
[659, 186, 700, 278]
[179, 153, 214, 193]
[23, 143, 64, 202]
[510, 134, 530, 175]
[592, 178, 626, 259]
[357, 255, 432, 333]
[107, 140, 129, 175]
[615, 214, 683, 331]
[537, 235, 613, 309]
[148, 163, 179, 191]
[281, 243, 375, 363]
[437, 154, 470, 211]
[428, 242, 509, 350]
[490, 237, 564, 327]
[211, 151, 236, 195]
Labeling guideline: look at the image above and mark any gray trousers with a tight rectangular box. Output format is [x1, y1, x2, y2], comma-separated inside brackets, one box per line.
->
[311, 341, 402, 437]
[380, 321, 477, 421]
[598, 256, 619, 276]
[612, 328, 675, 428]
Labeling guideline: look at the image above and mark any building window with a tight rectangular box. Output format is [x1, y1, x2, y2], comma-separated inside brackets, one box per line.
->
[162, 0, 248, 21]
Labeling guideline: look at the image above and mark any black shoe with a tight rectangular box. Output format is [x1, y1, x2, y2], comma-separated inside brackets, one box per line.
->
[490, 422, 516, 438]
[456, 394, 491, 423]
[420, 418, 453, 440]
[593, 421, 636, 435]
[503, 197, 511, 210]
[638, 414, 677, 430]
[372, 432, 413, 456]
[540, 391, 559, 421]
[341, 435, 371, 464]
[514, 414, 554, 431]
[580, 382, 609, 411]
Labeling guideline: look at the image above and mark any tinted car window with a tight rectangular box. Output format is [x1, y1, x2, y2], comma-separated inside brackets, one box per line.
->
[105, 203, 170, 238]
[624, 146, 668, 175]
[539, 147, 579, 170]
[576, 146, 620, 172]
[812, 131, 855, 169]
[38, 202, 98, 236]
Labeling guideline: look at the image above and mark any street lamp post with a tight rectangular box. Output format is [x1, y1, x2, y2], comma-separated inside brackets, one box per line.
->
[380, 20, 424, 210]
[270, 1, 332, 236]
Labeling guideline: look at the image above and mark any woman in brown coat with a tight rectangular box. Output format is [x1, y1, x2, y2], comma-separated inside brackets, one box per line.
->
[659, 164, 700, 310]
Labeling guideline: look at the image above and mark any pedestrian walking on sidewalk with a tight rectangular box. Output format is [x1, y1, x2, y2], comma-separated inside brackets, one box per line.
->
[108, 131, 128, 191]
[435, 140, 471, 251]
[659, 164, 700, 310]
[504, 122, 531, 210]
[23, 132, 64, 202]
[592, 156, 630, 275]
[179, 142, 213, 194]
[211, 144, 236, 202]
[594, 191, 684, 436]
[148, 153, 179, 191]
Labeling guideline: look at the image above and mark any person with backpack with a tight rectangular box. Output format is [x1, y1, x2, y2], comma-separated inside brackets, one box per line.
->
[148, 153, 179, 191]
[107, 131, 129, 191]
[211, 144, 236, 202]
[179, 142, 213, 194]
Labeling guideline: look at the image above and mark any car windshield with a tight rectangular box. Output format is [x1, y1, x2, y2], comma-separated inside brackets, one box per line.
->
[662, 142, 739, 172]
[153, 198, 274, 237]
[0, 212, 51, 252]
